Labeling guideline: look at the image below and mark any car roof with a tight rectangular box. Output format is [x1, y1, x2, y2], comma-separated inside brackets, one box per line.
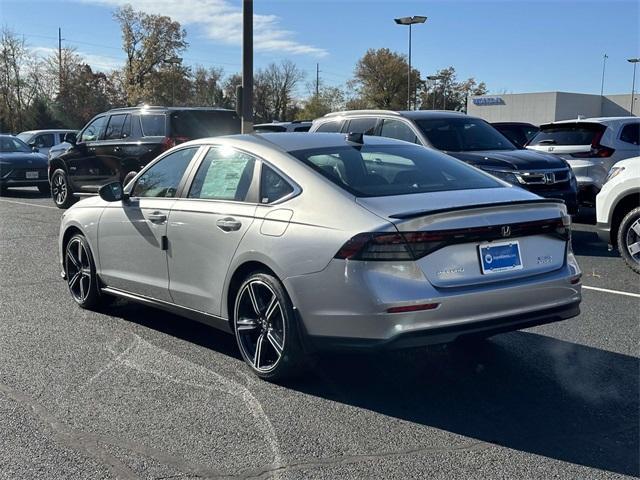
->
[321, 109, 468, 121]
[18, 129, 75, 135]
[183, 132, 415, 152]
[106, 106, 236, 114]
[547, 116, 637, 125]
[254, 121, 312, 127]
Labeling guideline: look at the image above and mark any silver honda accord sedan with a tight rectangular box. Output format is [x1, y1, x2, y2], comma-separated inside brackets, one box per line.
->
[58, 133, 582, 380]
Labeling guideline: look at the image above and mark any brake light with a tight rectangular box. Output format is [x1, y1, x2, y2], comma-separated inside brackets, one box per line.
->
[335, 218, 569, 261]
[161, 136, 190, 152]
[570, 130, 615, 158]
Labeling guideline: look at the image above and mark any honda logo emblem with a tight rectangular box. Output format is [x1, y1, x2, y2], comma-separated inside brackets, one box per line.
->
[544, 172, 556, 184]
[501, 226, 511, 237]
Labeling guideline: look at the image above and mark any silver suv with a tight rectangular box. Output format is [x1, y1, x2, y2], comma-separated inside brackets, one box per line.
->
[527, 117, 640, 205]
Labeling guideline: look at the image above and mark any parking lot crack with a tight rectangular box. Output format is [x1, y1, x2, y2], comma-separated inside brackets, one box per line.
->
[0, 380, 140, 479]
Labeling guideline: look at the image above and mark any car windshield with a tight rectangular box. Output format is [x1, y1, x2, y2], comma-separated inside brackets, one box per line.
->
[0, 136, 32, 153]
[528, 123, 605, 146]
[289, 144, 501, 197]
[416, 118, 515, 152]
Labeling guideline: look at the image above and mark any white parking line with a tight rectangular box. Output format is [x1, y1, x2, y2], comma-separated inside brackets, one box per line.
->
[583, 285, 640, 299]
[0, 198, 59, 210]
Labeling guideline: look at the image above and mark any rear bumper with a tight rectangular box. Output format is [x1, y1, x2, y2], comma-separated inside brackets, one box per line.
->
[310, 301, 581, 350]
[285, 256, 582, 347]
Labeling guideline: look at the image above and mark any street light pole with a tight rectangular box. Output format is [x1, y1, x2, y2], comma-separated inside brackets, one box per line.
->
[394, 15, 427, 110]
[163, 57, 181, 106]
[242, 0, 254, 133]
[600, 53, 608, 96]
[426, 75, 442, 110]
[628, 58, 639, 115]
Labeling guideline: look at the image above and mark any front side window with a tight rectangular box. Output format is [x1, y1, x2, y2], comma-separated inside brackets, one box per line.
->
[80, 116, 107, 143]
[131, 147, 198, 198]
[261, 165, 294, 203]
[290, 144, 501, 197]
[620, 123, 640, 145]
[416, 118, 515, 152]
[33, 134, 55, 148]
[188, 147, 256, 201]
[380, 119, 418, 144]
[347, 117, 378, 135]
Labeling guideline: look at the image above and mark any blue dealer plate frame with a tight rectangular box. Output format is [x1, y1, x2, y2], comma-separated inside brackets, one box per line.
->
[479, 240, 523, 274]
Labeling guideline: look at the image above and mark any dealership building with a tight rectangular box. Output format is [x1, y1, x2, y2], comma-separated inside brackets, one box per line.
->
[467, 92, 638, 125]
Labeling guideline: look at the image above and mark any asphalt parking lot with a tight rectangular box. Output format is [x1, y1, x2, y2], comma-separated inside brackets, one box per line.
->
[0, 188, 638, 480]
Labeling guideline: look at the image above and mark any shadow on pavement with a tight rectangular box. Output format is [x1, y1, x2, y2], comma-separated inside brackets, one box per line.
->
[571, 229, 619, 258]
[0, 187, 50, 199]
[106, 299, 639, 477]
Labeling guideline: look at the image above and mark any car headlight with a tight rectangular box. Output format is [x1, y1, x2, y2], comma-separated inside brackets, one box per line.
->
[604, 166, 625, 184]
[481, 168, 519, 185]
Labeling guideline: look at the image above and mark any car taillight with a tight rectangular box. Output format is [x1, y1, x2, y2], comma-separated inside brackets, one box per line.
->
[161, 136, 190, 152]
[334, 232, 448, 261]
[570, 130, 615, 158]
[335, 218, 570, 261]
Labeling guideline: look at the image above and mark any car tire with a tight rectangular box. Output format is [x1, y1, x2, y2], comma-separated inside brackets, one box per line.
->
[64, 233, 103, 309]
[233, 272, 304, 381]
[617, 207, 640, 274]
[38, 183, 50, 195]
[123, 171, 137, 188]
[51, 168, 76, 209]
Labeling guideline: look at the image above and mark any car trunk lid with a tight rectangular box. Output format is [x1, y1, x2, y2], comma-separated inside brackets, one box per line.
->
[356, 188, 569, 288]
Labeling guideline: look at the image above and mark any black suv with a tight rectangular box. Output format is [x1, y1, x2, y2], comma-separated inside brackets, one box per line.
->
[48, 106, 240, 208]
[311, 110, 578, 214]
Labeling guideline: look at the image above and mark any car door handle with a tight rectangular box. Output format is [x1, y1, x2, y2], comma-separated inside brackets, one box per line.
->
[113, 146, 121, 152]
[216, 217, 242, 232]
[148, 212, 167, 224]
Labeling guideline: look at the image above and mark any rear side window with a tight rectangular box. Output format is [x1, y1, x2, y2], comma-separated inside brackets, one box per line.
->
[380, 119, 418, 144]
[290, 145, 500, 197]
[347, 118, 378, 135]
[315, 121, 342, 133]
[529, 123, 605, 146]
[140, 114, 166, 137]
[261, 165, 294, 203]
[620, 123, 640, 145]
[188, 147, 256, 201]
[170, 110, 240, 139]
[132, 147, 198, 198]
[104, 114, 129, 140]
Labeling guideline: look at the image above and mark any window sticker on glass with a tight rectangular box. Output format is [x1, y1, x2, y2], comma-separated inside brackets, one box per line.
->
[190, 148, 256, 201]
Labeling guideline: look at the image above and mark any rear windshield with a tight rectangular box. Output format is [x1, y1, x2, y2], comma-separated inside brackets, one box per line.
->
[529, 123, 605, 146]
[289, 144, 500, 197]
[170, 110, 240, 138]
[254, 125, 287, 133]
[415, 117, 515, 152]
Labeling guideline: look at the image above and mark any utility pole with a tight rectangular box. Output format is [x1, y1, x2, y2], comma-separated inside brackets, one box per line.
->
[628, 58, 640, 115]
[241, 0, 254, 133]
[600, 53, 608, 96]
[58, 28, 62, 95]
[316, 63, 320, 97]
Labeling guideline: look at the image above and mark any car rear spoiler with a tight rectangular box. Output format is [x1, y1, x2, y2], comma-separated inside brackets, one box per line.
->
[390, 198, 566, 220]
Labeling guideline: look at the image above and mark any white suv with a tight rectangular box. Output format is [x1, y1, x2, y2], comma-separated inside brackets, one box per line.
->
[527, 117, 640, 205]
[595, 156, 640, 273]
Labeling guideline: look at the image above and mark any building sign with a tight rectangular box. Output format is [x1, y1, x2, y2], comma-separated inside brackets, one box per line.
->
[473, 96, 505, 106]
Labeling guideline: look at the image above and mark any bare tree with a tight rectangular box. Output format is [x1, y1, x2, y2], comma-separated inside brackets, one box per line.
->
[0, 28, 33, 132]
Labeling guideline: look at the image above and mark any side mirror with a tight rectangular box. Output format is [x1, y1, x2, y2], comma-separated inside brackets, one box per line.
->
[31, 146, 39, 152]
[63, 132, 77, 144]
[98, 182, 127, 202]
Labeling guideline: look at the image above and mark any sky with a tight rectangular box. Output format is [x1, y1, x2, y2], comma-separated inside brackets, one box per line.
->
[1, 0, 639, 97]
